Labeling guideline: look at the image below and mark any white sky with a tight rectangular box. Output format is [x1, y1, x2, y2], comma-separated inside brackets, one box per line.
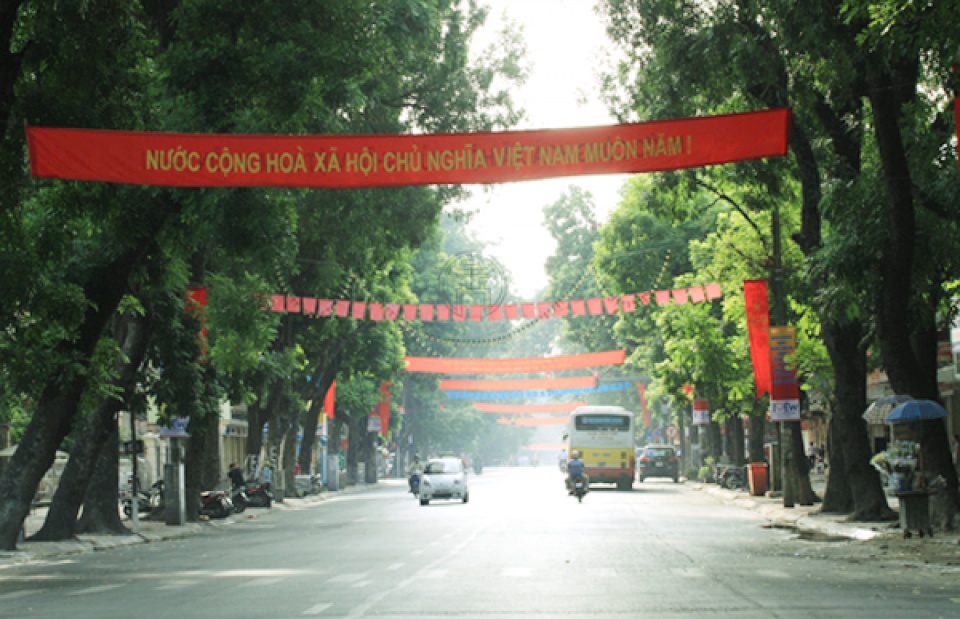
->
[458, 0, 630, 298]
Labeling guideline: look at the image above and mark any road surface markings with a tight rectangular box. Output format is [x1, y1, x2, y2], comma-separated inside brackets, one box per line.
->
[67, 584, 125, 596]
[155, 581, 199, 590]
[386, 563, 405, 571]
[757, 569, 789, 579]
[328, 573, 367, 584]
[670, 567, 705, 578]
[502, 567, 532, 577]
[302, 602, 333, 615]
[248, 577, 284, 586]
[352, 580, 373, 588]
[0, 590, 42, 601]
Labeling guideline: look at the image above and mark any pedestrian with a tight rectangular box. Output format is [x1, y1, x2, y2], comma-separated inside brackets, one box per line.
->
[807, 442, 817, 468]
[261, 462, 273, 491]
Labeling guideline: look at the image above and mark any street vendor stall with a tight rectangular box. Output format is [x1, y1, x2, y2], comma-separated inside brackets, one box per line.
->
[876, 399, 948, 538]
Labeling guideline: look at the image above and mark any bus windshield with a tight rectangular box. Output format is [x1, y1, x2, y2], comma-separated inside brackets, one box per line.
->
[574, 414, 631, 432]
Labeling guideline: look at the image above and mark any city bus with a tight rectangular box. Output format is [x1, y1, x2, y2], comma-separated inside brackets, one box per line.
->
[564, 405, 636, 490]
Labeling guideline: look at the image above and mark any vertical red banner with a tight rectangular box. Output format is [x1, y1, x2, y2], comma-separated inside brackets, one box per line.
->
[324, 380, 337, 420]
[378, 382, 392, 436]
[743, 279, 772, 398]
[636, 383, 650, 427]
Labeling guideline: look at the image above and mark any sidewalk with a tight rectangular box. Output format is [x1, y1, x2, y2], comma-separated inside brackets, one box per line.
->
[695, 472, 960, 569]
[0, 480, 399, 568]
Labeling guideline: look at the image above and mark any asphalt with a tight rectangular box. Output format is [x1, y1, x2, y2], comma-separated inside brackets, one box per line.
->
[2, 474, 957, 569]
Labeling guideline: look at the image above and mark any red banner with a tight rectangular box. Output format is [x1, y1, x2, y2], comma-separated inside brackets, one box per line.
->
[404, 349, 626, 375]
[377, 381, 391, 436]
[768, 326, 800, 421]
[440, 376, 596, 391]
[25, 109, 791, 188]
[473, 402, 587, 414]
[496, 417, 569, 427]
[323, 380, 336, 420]
[743, 279, 772, 398]
[636, 383, 649, 427]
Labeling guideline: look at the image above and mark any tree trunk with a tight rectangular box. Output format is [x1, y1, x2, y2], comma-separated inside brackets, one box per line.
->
[748, 413, 765, 464]
[822, 318, 895, 520]
[0, 249, 146, 549]
[298, 399, 322, 476]
[75, 422, 128, 535]
[821, 414, 854, 513]
[31, 311, 149, 540]
[364, 425, 378, 484]
[282, 421, 298, 497]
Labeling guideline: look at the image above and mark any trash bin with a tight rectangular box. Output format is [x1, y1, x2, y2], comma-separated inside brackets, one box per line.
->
[896, 490, 935, 538]
[748, 462, 768, 496]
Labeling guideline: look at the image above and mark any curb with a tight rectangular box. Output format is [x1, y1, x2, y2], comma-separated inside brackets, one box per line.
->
[1, 482, 387, 567]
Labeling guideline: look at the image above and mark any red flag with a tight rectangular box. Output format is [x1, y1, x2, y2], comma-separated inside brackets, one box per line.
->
[655, 290, 671, 305]
[636, 383, 650, 427]
[335, 300, 350, 317]
[385, 303, 400, 320]
[403, 304, 417, 320]
[672, 289, 688, 304]
[743, 279, 772, 398]
[302, 297, 317, 315]
[317, 299, 334, 316]
[688, 286, 705, 303]
[604, 296, 619, 314]
[420, 304, 434, 321]
[638, 292, 651, 305]
[521, 303, 535, 319]
[571, 300, 586, 316]
[369, 303, 384, 321]
[271, 295, 284, 312]
[504, 304, 518, 320]
[705, 282, 722, 299]
[587, 298, 603, 315]
[286, 296, 301, 313]
[378, 382, 392, 436]
[487, 304, 503, 321]
[621, 295, 636, 313]
[452, 305, 467, 321]
[553, 300, 569, 317]
[324, 380, 337, 420]
[351, 301, 366, 320]
[537, 303, 552, 319]
[437, 305, 450, 320]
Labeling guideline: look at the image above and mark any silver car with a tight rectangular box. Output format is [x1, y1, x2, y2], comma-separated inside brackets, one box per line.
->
[420, 458, 469, 505]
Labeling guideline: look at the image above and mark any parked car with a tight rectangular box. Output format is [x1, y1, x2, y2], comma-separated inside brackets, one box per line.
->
[637, 445, 679, 483]
[420, 457, 469, 505]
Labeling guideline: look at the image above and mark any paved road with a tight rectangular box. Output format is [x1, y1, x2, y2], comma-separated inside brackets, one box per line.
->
[1, 466, 958, 618]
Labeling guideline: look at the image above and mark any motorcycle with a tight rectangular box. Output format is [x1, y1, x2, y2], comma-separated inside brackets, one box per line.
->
[720, 466, 746, 491]
[230, 485, 248, 513]
[243, 481, 273, 508]
[571, 476, 587, 503]
[121, 480, 164, 517]
[409, 471, 421, 497]
[199, 489, 234, 519]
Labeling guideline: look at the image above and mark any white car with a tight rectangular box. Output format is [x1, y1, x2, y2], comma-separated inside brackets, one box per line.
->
[419, 458, 469, 505]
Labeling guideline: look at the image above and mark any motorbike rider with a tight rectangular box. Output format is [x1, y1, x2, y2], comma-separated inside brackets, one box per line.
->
[407, 454, 424, 493]
[566, 450, 588, 494]
[228, 462, 245, 490]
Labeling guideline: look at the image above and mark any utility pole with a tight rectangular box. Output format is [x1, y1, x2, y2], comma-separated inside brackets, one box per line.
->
[770, 202, 796, 508]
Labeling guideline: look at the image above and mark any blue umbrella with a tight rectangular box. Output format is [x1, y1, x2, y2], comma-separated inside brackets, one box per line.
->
[885, 399, 948, 424]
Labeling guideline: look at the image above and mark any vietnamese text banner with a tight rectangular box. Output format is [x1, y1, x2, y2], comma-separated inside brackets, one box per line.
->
[439, 376, 596, 392]
[473, 402, 587, 414]
[446, 381, 631, 400]
[405, 349, 626, 374]
[26, 109, 790, 188]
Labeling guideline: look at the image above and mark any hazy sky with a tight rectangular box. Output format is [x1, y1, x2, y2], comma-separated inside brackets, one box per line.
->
[460, 0, 629, 298]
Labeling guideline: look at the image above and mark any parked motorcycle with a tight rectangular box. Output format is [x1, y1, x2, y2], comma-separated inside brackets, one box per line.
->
[121, 480, 164, 517]
[720, 466, 746, 491]
[199, 489, 234, 519]
[571, 476, 587, 503]
[230, 485, 248, 513]
[243, 481, 273, 508]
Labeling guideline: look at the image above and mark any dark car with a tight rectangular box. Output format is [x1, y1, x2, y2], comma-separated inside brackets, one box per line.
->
[636, 445, 679, 483]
